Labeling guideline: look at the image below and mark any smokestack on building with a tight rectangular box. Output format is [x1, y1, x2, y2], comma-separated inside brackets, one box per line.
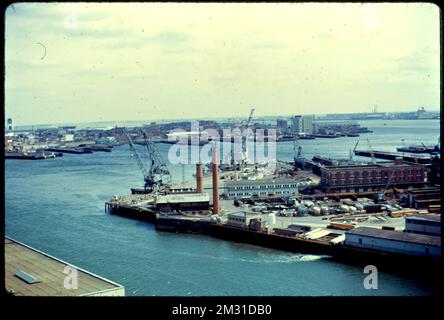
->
[196, 162, 203, 193]
[212, 143, 219, 214]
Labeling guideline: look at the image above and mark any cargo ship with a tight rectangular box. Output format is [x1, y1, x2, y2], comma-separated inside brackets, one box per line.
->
[5, 152, 47, 160]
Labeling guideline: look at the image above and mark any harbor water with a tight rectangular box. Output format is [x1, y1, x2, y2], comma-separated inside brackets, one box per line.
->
[5, 119, 441, 295]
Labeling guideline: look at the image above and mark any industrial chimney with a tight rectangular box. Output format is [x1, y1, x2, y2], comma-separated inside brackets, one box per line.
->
[196, 162, 203, 193]
[212, 143, 219, 214]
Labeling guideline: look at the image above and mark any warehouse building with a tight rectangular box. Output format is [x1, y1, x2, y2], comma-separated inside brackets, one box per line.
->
[406, 187, 441, 209]
[344, 227, 440, 258]
[319, 160, 427, 193]
[153, 193, 210, 214]
[224, 178, 298, 199]
[405, 215, 441, 236]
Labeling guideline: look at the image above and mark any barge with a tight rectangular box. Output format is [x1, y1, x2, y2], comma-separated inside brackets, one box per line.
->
[45, 147, 92, 154]
[354, 150, 431, 164]
[5, 152, 47, 160]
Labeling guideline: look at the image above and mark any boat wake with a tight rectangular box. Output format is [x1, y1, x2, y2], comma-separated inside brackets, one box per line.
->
[168, 249, 331, 264]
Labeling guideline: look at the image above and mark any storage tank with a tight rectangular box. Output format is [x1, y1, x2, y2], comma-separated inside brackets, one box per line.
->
[304, 200, 314, 207]
[321, 206, 329, 215]
[297, 206, 309, 216]
[310, 206, 321, 215]
[267, 213, 276, 226]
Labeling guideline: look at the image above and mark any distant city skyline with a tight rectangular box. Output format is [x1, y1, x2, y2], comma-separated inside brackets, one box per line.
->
[5, 3, 440, 126]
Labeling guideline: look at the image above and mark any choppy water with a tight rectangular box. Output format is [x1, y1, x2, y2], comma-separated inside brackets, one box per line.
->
[5, 119, 441, 295]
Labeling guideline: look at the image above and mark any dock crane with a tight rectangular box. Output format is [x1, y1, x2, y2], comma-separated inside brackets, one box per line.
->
[240, 108, 255, 168]
[124, 128, 171, 194]
[350, 140, 359, 161]
[374, 167, 397, 202]
[366, 138, 376, 164]
[382, 168, 397, 198]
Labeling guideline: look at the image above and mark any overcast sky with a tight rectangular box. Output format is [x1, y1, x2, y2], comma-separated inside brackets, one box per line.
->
[5, 3, 440, 126]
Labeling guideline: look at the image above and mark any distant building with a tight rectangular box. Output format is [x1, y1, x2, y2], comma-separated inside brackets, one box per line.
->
[224, 178, 298, 199]
[344, 227, 440, 258]
[291, 115, 302, 134]
[302, 115, 314, 134]
[276, 119, 288, 134]
[291, 115, 314, 134]
[405, 215, 441, 236]
[320, 161, 427, 193]
[323, 112, 387, 120]
[144, 122, 161, 136]
[64, 134, 74, 142]
[6, 118, 13, 131]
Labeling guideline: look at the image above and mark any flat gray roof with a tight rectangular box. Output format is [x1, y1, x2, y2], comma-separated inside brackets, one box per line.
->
[5, 237, 125, 296]
[406, 215, 441, 223]
[346, 227, 441, 246]
[228, 211, 262, 218]
[155, 193, 209, 204]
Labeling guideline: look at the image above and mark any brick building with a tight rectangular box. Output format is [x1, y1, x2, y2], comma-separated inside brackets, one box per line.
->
[320, 160, 427, 193]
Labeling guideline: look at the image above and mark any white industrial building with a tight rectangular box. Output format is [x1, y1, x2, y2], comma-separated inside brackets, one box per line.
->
[345, 227, 441, 258]
[404, 215, 441, 236]
[223, 178, 298, 199]
[302, 115, 314, 134]
[291, 115, 314, 134]
[227, 211, 262, 228]
[291, 115, 303, 134]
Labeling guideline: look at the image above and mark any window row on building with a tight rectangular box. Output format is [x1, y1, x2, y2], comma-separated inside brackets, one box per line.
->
[227, 183, 298, 191]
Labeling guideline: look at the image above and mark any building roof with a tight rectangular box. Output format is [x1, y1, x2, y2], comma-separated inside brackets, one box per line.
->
[4, 237, 124, 296]
[227, 211, 262, 218]
[346, 227, 441, 246]
[322, 162, 423, 171]
[155, 193, 209, 204]
[224, 178, 297, 187]
[405, 215, 441, 223]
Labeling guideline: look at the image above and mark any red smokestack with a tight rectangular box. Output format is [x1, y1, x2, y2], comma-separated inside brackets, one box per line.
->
[212, 143, 219, 214]
[196, 162, 203, 193]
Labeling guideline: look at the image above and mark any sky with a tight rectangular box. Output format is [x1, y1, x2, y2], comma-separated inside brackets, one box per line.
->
[4, 2, 440, 126]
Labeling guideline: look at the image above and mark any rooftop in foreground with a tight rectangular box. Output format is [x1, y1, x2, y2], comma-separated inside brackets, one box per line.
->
[4, 237, 125, 296]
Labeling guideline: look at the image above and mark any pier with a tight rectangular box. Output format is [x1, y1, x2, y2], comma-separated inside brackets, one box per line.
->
[354, 150, 432, 164]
